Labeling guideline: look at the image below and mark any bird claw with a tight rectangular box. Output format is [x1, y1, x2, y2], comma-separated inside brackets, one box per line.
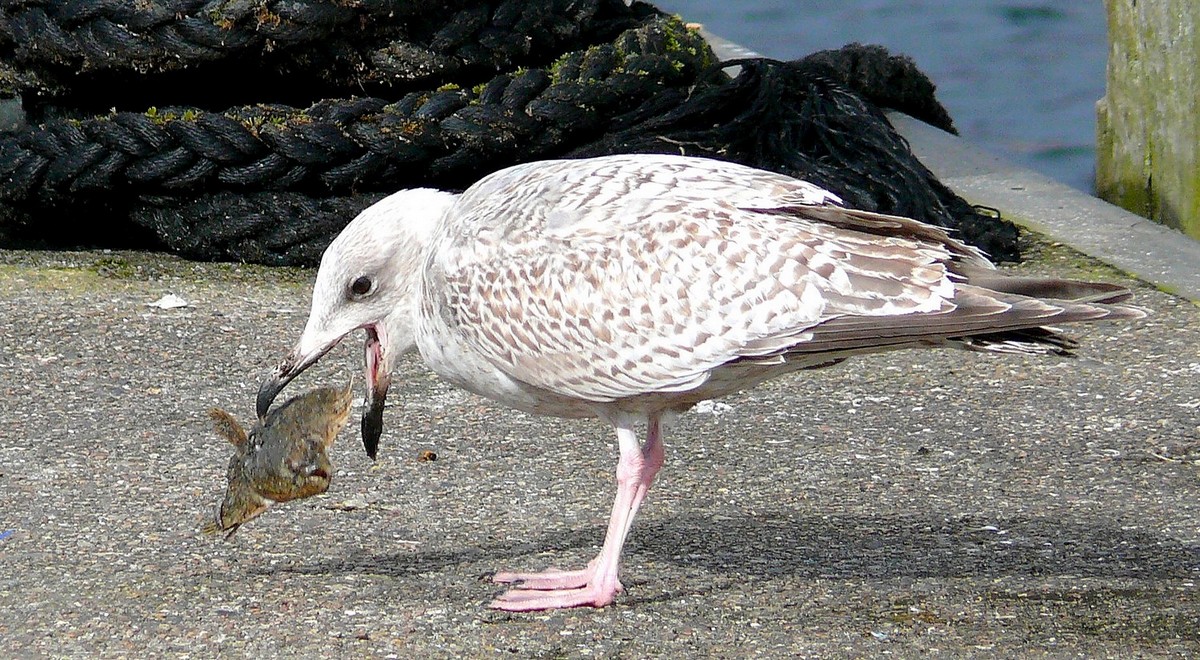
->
[489, 560, 623, 611]
[489, 584, 621, 611]
[492, 565, 594, 590]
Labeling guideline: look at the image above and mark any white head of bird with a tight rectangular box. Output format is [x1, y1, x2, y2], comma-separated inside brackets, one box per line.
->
[257, 188, 456, 458]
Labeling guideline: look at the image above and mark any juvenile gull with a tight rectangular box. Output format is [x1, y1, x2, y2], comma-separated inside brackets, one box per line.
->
[257, 154, 1143, 611]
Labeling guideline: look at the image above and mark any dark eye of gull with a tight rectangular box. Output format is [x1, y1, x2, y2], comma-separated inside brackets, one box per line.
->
[349, 275, 374, 298]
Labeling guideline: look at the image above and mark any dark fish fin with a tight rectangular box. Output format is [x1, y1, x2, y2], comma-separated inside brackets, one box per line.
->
[201, 517, 240, 539]
[362, 372, 389, 460]
[210, 408, 249, 447]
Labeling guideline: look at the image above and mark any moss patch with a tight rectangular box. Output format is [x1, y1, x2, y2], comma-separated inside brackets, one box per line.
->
[1011, 231, 1138, 283]
[0, 249, 314, 295]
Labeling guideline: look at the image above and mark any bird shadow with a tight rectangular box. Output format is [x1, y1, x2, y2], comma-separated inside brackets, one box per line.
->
[251, 509, 1199, 592]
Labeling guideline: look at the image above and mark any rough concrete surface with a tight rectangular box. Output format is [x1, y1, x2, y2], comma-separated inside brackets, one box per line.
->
[1, 238, 1198, 658]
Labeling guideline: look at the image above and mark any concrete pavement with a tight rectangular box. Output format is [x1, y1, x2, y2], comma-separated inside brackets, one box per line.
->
[0, 241, 1196, 656]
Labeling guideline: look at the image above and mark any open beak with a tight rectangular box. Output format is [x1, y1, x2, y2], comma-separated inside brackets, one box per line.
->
[256, 336, 341, 420]
[256, 323, 394, 460]
[361, 325, 391, 460]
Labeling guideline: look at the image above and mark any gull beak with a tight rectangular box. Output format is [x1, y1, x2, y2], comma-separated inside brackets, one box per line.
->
[256, 331, 344, 419]
[361, 325, 392, 460]
[258, 322, 393, 460]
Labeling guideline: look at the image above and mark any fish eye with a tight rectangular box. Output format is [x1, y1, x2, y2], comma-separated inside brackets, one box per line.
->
[349, 275, 374, 298]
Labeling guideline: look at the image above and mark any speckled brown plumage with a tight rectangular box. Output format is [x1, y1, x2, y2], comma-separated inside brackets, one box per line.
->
[259, 154, 1144, 610]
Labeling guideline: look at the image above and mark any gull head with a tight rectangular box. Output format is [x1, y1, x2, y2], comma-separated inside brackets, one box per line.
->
[257, 188, 457, 459]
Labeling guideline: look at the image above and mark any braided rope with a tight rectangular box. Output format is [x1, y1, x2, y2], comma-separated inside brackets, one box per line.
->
[0, 12, 731, 263]
[2, 0, 648, 105]
[3, 1, 483, 71]
[1, 16, 711, 204]
[133, 191, 388, 266]
[0, 2, 1018, 265]
[800, 43, 957, 135]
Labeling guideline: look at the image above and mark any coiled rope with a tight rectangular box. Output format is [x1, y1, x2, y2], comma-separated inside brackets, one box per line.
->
[0, 0, 1018, 265]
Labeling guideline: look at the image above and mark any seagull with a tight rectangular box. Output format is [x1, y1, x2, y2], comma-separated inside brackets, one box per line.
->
[256, 154, 1142, 611]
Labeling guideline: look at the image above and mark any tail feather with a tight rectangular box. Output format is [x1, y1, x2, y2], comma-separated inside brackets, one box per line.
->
[958, 267, 1137, 305]
[785, 274, 1144, 360]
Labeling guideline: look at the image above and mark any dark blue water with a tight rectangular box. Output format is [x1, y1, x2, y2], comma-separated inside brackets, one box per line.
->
[653, 1, 1107, 193]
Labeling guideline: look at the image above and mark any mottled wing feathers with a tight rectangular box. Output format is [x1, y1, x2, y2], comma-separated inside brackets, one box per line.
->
[427, 155, 970, 402]
[789, 285, 1136, 357]
[777, 205, 993, 271]
[421, 154, 1141, 405]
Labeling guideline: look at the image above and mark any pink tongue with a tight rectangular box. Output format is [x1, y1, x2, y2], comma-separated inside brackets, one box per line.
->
[360, 326, 391, 459]
[364, 329, 382, 387]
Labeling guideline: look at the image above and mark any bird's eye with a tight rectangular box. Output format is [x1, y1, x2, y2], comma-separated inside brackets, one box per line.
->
[349, 275, 374, 297]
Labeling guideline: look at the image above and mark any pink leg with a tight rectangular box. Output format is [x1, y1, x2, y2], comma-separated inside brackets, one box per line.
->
[490, 415, 665, 611]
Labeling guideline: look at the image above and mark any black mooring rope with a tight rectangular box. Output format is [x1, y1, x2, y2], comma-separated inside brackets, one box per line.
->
[0, 1, 1019, 265]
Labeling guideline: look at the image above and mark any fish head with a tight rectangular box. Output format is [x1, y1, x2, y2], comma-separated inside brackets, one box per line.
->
[202, 464, 270, 539]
